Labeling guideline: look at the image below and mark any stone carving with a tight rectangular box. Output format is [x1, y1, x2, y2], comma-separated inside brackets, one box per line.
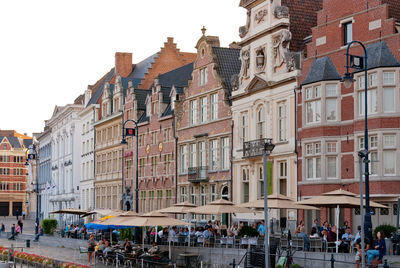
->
[274, 5, 289, 19]
[240, 48, 250, 79]
[273, 30, 292, 69]
[231, 74, 239, 91]
[285, 51, 301, 72]
[255, 47, 266, 71]
[254, 9, 267, 24]
[239, 10, 251, 38]
[122, 187, 133, 211]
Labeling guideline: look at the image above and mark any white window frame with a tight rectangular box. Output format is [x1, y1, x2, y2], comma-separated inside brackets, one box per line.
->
[221, 137, 229, 170]
[240, 112, 248, 145]
[200, 96, 208, 123]
[210, 93, 218, 121]
[189, 100, 198, 126]
[209, 139, 218, 171]
[278, 102, 287, 141]
[198, 141, 206, 167]
[305, 86, 322, 124]
[256, 105, 265, 139]
[305, 142, 322, 180]
[180, 145, 187, 174]
[189, 143, 197, 168]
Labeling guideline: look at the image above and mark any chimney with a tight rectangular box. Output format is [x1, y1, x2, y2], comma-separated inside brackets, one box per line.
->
[84, 86, 92, 106]
[115, 52, 133, 78]
[229, 42, 241, 49]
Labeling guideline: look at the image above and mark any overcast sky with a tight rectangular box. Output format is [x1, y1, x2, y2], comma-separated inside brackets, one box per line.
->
[0, 0, 245, 136]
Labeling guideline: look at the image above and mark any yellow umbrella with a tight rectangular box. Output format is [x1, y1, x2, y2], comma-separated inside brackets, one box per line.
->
[100, 215, 115, 221]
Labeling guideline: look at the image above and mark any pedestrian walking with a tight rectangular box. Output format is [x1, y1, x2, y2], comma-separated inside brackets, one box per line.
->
[18, 218, 23, 234]
[22, 211, 25, 220]
[15, 209, 19, 220]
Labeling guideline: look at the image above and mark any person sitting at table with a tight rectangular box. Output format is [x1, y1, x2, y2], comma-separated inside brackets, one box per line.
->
[95, 240, 104, 252]
[180, 227, 189, 236]
[194, 227, 203, 237]
[354, 236, 371, 268]
[297, 226, 310, 251]
[147, 241, 159, 255]
[33, 225, 44, 241]
[366, 231, 386, 265]
[103, 240, 113, 258]
[125, 241, 133, 254]
[340, 227, 354, 253]
[310, 227, 319, 238]
[228, 222, 239, 237]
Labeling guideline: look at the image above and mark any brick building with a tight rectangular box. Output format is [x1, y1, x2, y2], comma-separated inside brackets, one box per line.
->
[296, 0, 400, 232]
[0, 130, 31, 216]
[94, 37, 196, 211]
[232, 0, 322, 225]
[174, 29, 241, 224]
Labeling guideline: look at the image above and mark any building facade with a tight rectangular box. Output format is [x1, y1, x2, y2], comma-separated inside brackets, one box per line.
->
[232, 0, 321, 225]
[296, 0, 400, 232]
[37, 126, 52, 219]
[175, 30, 240, 224]
[122, 38, 196, 212]
[47, 104, 84, 224]
[0, 130, 31, 216]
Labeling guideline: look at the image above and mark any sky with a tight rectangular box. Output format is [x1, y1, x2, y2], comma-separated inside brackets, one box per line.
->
[0, 0, 246, 136]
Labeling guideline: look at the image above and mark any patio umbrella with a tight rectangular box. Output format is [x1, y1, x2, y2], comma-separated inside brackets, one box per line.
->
[81, 208, 123, 218]
[187, 199, 253, 214]
[156, 201, 197, 214]
[50, 208, 88, 215]
[296, 189, 387, 252]
[237, 194, 319, 210]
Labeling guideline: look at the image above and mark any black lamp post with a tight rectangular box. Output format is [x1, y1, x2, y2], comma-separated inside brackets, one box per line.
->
[25, 143, 40, 235]
[342, 40, 372, 243]
[121, 119, 139, 213]
[263, 138, 275, 268]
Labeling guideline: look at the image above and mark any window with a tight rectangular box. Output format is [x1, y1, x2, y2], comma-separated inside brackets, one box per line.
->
[209, 139, 218, 171]
[164, 128, 172, 142]
[210, 93, 218, 121]
[383, 135, 396, 175]
[343, 22, 352, 45]
[180, 145, 187, 174]
[210, 185, 216, 202]
[190, 186, 196, 205]
[258, 165, 264, 199]
[278, 103, 286, 141]
[256, 106, 265, 139]
[189, 143, 197, 168]
[369, 136, 378, 175]
[383, 88, 395, 112]
[383, 71, 395, 85]
[200, 186, 206, 220]
[369, 73, 377, 87]
[151, 156, 157, 176]
[279, 161, 287, 196]
[326, 84, 337, 121]
[164, 154, 171, 175]
[152, 102, 157, 115]
[305, 86, 321, 124]
[326, 141, 337, 178]
[139, 158, 145, 177]
[221, 137, 229, 170]
[151, 132, 157, 145]
[305, 142, 321, 179]
[200, 97, 207, 123]
[200, 67, 208, 86]
[165, 190, 172, 207]
[149, 191, 154, 212]
[180, 186, 187, 202]
[157, 190, 163, 210]
[139, 134, 145, 147]
[240, 112, 248, 144]
[242, 166, 249, 203]
[380, 205, 389, 216]
[114, 97, 119, 112]
[189, 100, 198, 126]
[359, 89, 377, 115]
[198, 141, 206, 167]
[327, 157, 337, 178]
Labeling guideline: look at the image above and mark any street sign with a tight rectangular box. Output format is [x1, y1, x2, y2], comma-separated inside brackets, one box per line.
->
[125, 128, 135, 136]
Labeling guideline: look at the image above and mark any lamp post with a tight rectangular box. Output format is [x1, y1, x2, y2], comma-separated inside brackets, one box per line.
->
[263, 138, 275, 268]
[342, 40, 372, 243]
[121, 119, 139, 213]
[25, 143, 40, 235]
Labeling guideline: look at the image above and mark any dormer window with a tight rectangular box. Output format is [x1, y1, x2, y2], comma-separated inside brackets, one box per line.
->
[146, 101, 151, 117]
[200, 67, 208, 86]
[114, 97, 119, 112]
[343, 22, 352, 45]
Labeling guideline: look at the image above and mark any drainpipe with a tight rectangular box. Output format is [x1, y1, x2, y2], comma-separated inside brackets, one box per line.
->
[173, 112, 178, 204]
[93, 106, 97, 209]
[230, 120, 234, 202]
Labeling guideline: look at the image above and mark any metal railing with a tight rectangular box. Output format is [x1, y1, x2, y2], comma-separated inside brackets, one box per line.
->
[187, 166, 208, 182]
[243, 138, 272, 158]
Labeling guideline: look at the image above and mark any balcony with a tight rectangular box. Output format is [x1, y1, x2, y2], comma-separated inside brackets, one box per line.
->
[187, 166, 208, 182]
[243, 138, 272, 158]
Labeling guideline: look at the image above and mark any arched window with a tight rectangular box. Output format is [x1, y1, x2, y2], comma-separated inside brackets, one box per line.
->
[256, 106, 265, 139]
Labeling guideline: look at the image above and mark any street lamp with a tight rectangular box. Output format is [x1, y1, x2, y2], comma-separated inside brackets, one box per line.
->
[263, 138, 275, 268]
[342, 40, 372, 243]
[25, 143, 40, 235]
[121, 119, 139, 213]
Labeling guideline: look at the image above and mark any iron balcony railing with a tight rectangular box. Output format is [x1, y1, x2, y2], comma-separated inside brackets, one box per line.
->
[187, 166, 208, 182]
[243, 138, 272, 158]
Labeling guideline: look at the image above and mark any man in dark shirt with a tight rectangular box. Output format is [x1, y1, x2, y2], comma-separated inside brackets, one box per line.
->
[327, 225, 337, 242]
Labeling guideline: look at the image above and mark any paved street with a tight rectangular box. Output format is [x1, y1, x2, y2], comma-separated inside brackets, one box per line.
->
[0, 217, 36, 236]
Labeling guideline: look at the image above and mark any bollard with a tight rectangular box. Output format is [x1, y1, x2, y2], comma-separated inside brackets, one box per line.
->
[229, 259, 236, 268]
[330, 254, 335, 268]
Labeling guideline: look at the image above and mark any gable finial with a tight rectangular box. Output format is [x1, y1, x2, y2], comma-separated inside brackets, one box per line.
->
[201, 26, 207, 36]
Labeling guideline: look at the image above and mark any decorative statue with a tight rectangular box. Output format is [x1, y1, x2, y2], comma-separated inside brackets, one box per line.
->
[231, 74, 239, 91]
[274, 6, 289, 19]
[255, 47, 266, 71]
[240, 48, 250, 79]
[273, 30, 292, 69]
[254, 9, 267, 24]
[239, 10, 251, 38]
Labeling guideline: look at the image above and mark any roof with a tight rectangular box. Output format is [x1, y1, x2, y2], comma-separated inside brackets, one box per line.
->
[301, 56, 342, 86]
[161, 86, 171, 103]
[135, 89, 150, 110]
[0, 136, 22, 149]
[129, 53, 158, 80]
[161, 104, 173, 117]
[212, 47, 241, 94]
[358, 41, 400, 71]
[138, 112, 149, 123]
[87, 68, 115, 106]
[158, 62, 193, 88]
[23, 139, 32, 148]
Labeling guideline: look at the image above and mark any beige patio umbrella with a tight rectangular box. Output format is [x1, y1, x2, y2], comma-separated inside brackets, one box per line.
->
[50, 208, 88, 215]
[156, 201, 197, 214]
[237, 194, 319, 210]
[187, 199, 253, 214]
[296, 189, 387, 252]
[98, 211, 138, 225]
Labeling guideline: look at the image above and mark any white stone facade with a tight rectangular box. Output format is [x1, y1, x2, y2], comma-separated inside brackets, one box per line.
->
[37, 127, 52, 220]
[78, 90, 98, 211]
[232, 0, 299, 222]
[47, 104, 83, 225]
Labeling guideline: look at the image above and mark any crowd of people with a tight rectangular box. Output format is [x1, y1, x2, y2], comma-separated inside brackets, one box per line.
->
[295, 219, 386, 266]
